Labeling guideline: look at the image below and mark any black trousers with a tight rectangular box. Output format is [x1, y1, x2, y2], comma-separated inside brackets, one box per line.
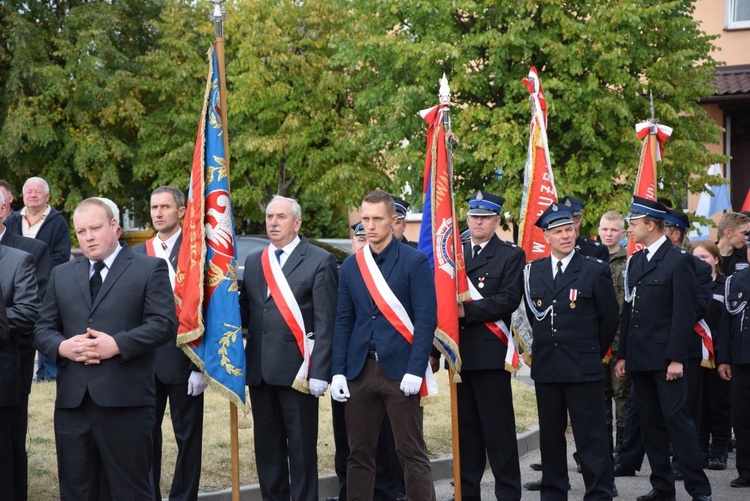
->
[152, 379, 204, 501]
[248, 381, 319, 501]
[699, 367, 731, 454]
[55, 393, 155, 500]
[730, 364, 750, 477]
[631, 370, 711, 497]
[535, 381, 613, 501]
[457, 369, 521, 501]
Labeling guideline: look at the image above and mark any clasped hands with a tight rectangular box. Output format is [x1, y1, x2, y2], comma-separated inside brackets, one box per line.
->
[58, 328, 120, 365]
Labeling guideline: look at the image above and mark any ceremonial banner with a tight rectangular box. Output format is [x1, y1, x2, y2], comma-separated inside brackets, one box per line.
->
[417, 103, 469, 375]
[174, 46, 246, 407]
[519, 67, 556, 262]
[690, 164, 733, 242]
[627, 120, 672, 256]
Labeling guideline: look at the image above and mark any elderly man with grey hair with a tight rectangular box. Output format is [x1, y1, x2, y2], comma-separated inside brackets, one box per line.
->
[239, 195, 339, 501]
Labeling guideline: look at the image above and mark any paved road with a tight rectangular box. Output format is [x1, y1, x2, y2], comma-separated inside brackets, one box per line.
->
[434, 428, 744, 501]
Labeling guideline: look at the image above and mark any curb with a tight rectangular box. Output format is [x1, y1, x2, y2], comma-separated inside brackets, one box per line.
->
[196, 426, 540, 500]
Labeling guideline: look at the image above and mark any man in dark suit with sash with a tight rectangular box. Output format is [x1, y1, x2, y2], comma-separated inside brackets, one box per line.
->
[331, 189, 437, 500]
[615, 196, 712, 501]
[457, 190, 524, 501]
[240, 195, 338, 501]
[524, 202, 618, 500]
[134, 186, 206, 501]
[33, 198, 177, 500]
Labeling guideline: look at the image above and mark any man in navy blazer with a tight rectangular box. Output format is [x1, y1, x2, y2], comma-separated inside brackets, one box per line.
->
[33, 198, 177, 500]
[615, 197, 711, 501]
[331, 189, 437, 500]
[524, 202, 618, 501]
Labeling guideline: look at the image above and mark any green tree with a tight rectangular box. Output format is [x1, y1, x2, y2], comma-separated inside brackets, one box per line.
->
[0, 0, 166, 215]
[334, 0, 725, 235]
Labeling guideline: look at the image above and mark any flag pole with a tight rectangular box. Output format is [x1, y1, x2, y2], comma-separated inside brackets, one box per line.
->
[439, 74, 463, 501]
[209, 2, 241, 500]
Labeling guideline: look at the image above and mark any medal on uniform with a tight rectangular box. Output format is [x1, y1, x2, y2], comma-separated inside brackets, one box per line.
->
[569, 288, 578, 309]
[478, 277, 485, 289]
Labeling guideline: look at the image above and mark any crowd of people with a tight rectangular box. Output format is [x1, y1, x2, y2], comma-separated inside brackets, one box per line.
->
[0, 175, 749, 501]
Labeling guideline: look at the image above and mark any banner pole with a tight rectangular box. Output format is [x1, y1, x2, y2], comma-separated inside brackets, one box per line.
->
[209, 2, 241, 500]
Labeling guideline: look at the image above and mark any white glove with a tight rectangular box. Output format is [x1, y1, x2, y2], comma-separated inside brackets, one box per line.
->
[308, 378, 328, 397]
[330, 374, 350, 402]
[400, 373, 423, 396]
[187, 371, 208, 396]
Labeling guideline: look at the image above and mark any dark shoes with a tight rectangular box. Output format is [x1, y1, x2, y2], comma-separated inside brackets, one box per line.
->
[636, 488, 676, 501]
[692, 496, 711, 501]
[523, 479, 570, 491]
[523, 479, 543, 491]
[530, 461, 543, 471]
[613, 463, 636, 477]
[731, 475, 750, 487]
[707, 453, 727, 470]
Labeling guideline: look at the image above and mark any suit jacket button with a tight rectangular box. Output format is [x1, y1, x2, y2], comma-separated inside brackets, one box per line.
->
[263, 307, 268, 312]
[88, 318, 94, 323]
[372, 315, 376, 320]
[552, 299, 557, 304]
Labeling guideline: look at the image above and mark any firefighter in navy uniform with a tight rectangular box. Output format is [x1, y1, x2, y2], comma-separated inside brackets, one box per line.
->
[524, 202, 619, 501]
[456, 190, 524, 501]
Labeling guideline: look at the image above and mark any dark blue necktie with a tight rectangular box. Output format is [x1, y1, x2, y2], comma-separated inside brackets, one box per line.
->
[275, 248, 284, 264]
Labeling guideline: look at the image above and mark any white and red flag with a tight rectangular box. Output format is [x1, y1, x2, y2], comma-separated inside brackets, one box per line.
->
[518, 67, 557, 262]
[626, 120, 673, 256]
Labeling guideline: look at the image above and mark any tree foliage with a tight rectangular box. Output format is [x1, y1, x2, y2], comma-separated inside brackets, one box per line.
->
[0, 0, 725, 238]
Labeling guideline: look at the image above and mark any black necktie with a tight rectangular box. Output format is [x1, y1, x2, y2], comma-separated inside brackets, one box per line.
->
[641, 248, 649, 271]
[473, 244, 481, 259]
[90, 261, 105, 301]
[275, 248, 283, 264]
[554, 261, 563, 289]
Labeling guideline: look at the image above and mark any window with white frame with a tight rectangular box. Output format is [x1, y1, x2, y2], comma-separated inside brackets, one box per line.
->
[727, 0, 750, 29]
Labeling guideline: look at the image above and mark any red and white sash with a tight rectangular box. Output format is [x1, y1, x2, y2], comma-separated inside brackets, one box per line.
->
[261, 246, 315, 393]
[144, 237, 176, 290]
[355, 247, 438, 401]
[694, 319, 715, 369]
[467, 280, 520, 374]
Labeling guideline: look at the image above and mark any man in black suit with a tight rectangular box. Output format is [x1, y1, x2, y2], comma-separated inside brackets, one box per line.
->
[718, 266, 750, 488]
[456, 190, 524, 501]
[134, 186, 206, 501]
[559, 196, 609, 262]
[33, 198, 177, 500]
[239, 195, 338, 501]
[524, 202, 618, 500]
[0, 220, 39, 500]
[615, 196, 712, 501]
[0, 185, 51, 500]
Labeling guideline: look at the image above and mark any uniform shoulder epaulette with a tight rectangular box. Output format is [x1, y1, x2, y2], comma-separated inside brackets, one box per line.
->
[529, 256, 547, 264]
[581, 254, 605, 266]
[500, 240, 519, 249]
